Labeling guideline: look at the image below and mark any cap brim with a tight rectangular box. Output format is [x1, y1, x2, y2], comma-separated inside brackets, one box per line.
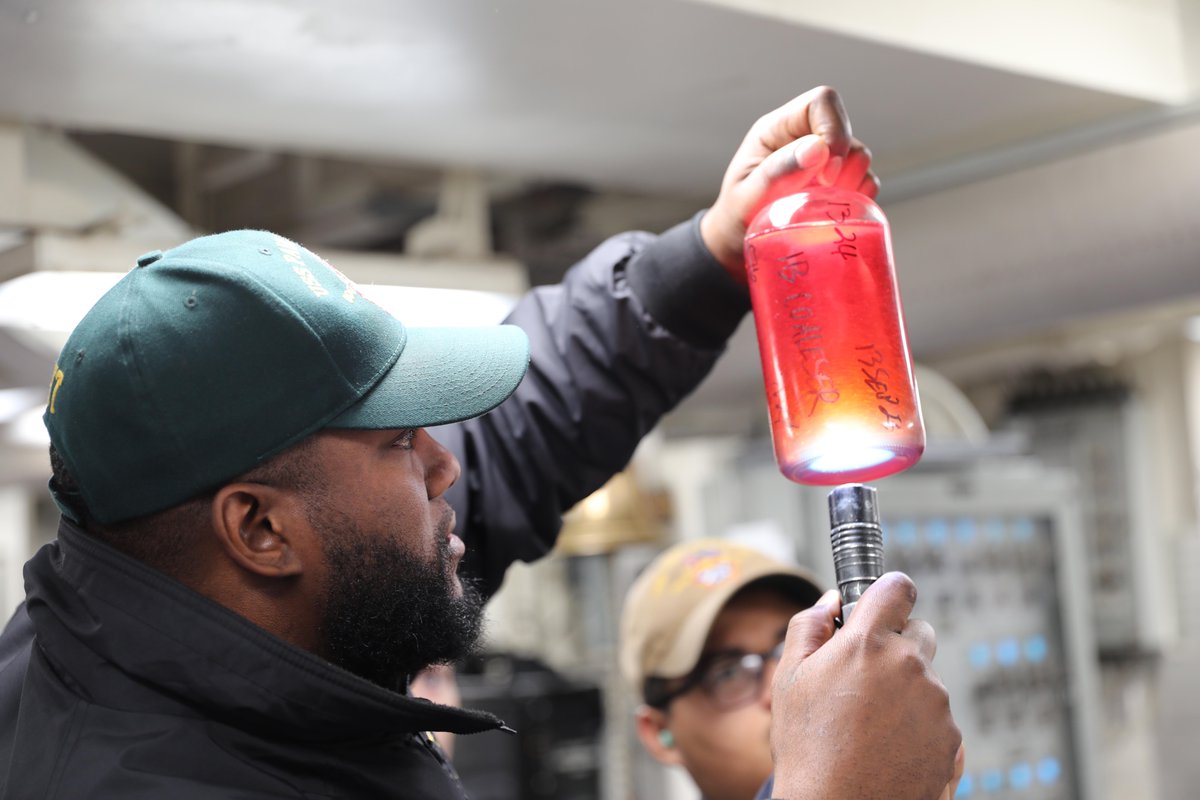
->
[328, 323, 530, 429]
[652, 568, 824, 680]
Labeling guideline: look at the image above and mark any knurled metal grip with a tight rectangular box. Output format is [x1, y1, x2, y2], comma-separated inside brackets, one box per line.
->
[828, 483, 884, 622]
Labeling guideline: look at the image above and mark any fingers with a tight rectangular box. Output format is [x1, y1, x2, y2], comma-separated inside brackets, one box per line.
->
[856, 173, 881, 199]
[782, 589, 841, 661]
[939, 742, 967, 800]
[754, 135, 829, 207]
[818, 139, 878, 199]
[829, 141, 871, 190]
[701, 85, 874, 272]
[805, 87, 853, 157]
[737, 135, 830, 229]
[753, 123, 875, 209]
[759, 134, 830, 184]
[902, 617, 938, 662]
[843, 572, 917, 635]
[772, 590, 840, 699]
[748, 86, 853, 158]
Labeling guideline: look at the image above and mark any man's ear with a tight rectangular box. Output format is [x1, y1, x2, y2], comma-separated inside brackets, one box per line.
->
[635, 705, 684, 766]
[211, 483, 306, 578]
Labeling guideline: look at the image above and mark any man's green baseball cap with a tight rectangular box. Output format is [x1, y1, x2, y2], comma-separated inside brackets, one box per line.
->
[43, 229, 530, 525]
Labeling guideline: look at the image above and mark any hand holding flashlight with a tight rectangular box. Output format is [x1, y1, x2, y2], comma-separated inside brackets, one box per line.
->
[769, 573, 962, 800]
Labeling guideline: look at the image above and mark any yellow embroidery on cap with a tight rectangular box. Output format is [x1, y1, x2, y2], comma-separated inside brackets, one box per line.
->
[653, 550, 741, 595]
[48, 364, 64, 415]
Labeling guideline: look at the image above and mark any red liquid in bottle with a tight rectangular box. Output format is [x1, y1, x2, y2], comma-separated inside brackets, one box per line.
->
[745, 188, 924, 485]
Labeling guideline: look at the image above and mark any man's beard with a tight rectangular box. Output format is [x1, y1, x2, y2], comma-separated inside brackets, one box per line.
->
[314, 509, 484, 692]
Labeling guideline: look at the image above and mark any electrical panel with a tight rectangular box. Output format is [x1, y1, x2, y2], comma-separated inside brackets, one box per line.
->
[701, 456, 1102, 800]
[1006, 398, 1166, 655]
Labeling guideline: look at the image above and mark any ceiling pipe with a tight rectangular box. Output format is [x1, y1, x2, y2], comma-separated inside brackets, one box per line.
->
[880, 100, 1200, 204]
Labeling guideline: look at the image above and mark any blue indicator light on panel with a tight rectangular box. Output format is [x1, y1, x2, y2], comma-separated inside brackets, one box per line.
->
[996, 638, 1020, 667]
[1036, 757, 1061, 785]
[981, 769, 1004, 793]
[968, 642, 991, 670]
[1009, 763, 1033, 791]
[954, 518, 976, 543]
[985, 518, 1006, 543]
[892, 520, 918, 548]
[925, 519, 949, 547]
[955, 774, 974, 797]
[1024, 635, 1048, 664]
[1013, 518, 1036, 540]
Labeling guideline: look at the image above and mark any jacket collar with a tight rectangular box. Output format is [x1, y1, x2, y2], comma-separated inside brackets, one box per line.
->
[23, 517, 506, 743]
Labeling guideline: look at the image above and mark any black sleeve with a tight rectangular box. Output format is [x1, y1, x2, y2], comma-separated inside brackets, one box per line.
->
[435, 213, 751, 598]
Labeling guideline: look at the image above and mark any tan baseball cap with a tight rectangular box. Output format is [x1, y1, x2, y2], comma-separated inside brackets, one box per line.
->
[619, 538, 824, 696]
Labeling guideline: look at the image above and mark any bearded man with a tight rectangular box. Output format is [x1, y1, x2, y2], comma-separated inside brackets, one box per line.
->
[0, 86, 960, 800]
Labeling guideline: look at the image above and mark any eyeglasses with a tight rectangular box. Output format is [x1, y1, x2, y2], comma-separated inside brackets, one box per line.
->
[648, 640, 785, 712]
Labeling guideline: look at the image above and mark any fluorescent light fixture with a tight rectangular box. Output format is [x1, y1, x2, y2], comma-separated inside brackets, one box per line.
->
[1185, 314, 1200, 343]
[7, 405, 49, 448]
[359, 284, 516, 328]
[0, 271, 519, 334]
[0, 387, 44, 425]
[0, 272, 125, 334]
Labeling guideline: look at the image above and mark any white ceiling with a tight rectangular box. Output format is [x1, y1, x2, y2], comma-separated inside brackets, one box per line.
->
[2, 0, 1200, 436]
[0, 0, 1176, 196]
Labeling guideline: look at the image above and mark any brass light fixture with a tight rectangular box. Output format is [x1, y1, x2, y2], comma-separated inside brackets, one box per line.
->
[555, 470, 671, 556]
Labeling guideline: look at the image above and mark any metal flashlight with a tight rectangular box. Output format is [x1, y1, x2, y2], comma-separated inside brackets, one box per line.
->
[828, 483, 885, 622]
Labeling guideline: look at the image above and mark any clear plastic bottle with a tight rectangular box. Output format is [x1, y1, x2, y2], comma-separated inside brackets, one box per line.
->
[744, 184, 925, 485]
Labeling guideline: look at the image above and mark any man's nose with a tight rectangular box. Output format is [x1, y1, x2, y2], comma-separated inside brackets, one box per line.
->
[422, 432, 461, 498]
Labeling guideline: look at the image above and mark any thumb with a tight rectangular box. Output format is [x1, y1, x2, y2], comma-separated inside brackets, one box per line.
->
[742, 134, 830, 226]
[782, 589, 841, 661]
[841, 572, 917, 636]
[936, 743, 967, 800]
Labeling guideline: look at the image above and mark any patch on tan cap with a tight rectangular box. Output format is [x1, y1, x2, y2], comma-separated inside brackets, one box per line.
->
[652, 548, 743, 596]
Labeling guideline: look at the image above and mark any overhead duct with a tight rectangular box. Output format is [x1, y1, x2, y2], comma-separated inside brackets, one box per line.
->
[888, 114, 1200, 361]
[0, 125, 527, 480]
[0, 122, 192, 239]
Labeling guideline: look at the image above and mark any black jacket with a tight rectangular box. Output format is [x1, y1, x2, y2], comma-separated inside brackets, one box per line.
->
[0, 216, 750, 798]
[4, 520, 497, 798]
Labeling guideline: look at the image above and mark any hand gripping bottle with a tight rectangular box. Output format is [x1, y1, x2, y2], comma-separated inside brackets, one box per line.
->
[744, 181, 925, 485]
